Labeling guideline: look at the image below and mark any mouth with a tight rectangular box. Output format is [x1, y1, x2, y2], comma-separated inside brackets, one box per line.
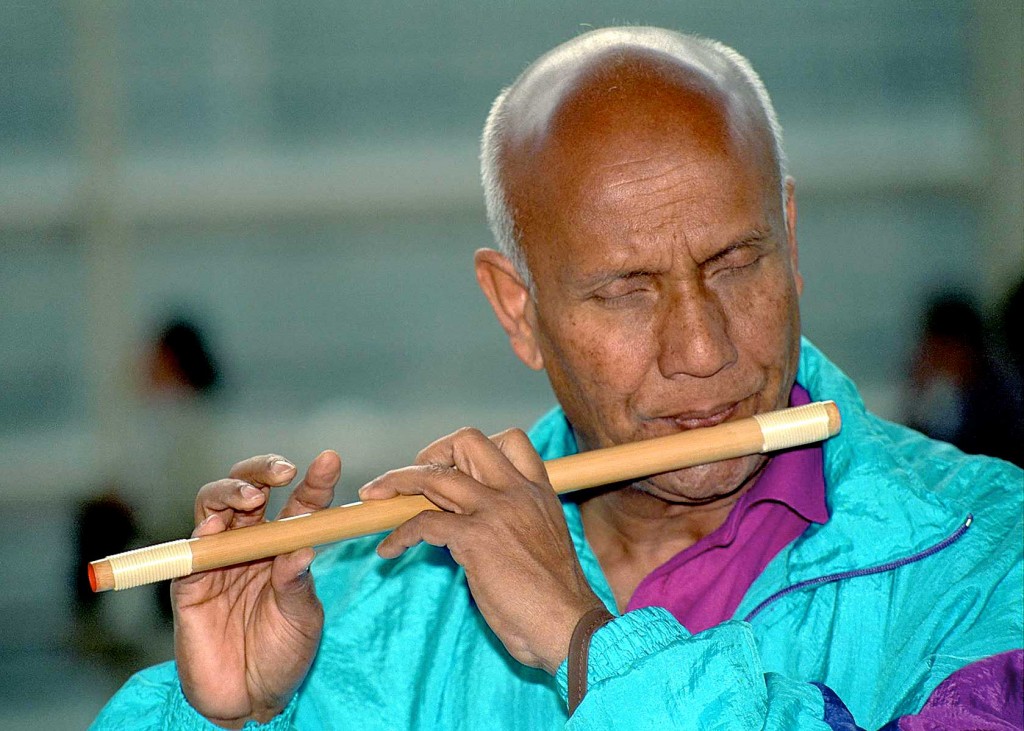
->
[649, 400, 743, 431]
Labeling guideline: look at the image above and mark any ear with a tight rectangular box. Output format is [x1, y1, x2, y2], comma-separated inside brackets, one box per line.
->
[784, 176, 803, 297]
[474, 248, 544, 371]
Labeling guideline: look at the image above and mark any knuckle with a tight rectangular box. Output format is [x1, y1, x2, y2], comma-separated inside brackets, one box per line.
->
[453, 426, 486, 443]
[416, 432, 452, 463]
[401, 511, 427, 534]
[228, 455, 259, 477]
[496, 427, 529, 444]
[416, 510, 441, 530]
[197, 478, 231, 500]
[423, 462, 454, 481]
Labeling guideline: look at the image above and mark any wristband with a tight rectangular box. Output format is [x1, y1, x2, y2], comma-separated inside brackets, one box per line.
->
[567, 606, 615, 715]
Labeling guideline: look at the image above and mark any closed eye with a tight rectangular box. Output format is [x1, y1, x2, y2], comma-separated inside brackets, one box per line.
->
[591, 272, 656, 303]
[704, 243, 766, 276]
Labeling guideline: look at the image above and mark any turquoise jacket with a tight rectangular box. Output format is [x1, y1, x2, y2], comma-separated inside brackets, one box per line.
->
[92, 340, 1023, 730]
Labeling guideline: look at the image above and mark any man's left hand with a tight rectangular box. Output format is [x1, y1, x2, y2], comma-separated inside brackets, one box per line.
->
[358, 427, 605, 674]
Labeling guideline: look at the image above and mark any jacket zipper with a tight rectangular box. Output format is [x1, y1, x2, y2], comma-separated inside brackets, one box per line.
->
[743, 514, 974, 623]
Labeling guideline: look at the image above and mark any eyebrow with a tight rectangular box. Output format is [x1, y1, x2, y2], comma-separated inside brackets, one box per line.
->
[573, 268, 658, 292]
[702, 227, 773, 265]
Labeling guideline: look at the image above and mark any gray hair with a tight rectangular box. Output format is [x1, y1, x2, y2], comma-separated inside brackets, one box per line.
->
[479, 28, 789, 288]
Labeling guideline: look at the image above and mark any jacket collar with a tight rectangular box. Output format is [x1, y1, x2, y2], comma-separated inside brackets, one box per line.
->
[530, 339, 970, 602]
[773, 338, 969, 583]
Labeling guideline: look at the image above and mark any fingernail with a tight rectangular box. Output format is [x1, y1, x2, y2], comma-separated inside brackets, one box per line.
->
[271, 459, 295, 475]
[198, 514, 216, 528]
[241, 485, 262, 499]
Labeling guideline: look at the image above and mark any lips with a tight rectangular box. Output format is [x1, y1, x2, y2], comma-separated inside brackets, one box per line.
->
[650, 400, 743, 430]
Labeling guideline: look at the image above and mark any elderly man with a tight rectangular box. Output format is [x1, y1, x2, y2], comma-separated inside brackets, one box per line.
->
[94, 27, 1022, 730]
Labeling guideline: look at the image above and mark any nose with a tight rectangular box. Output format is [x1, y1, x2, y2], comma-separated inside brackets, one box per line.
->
[656, 284, 737, 379]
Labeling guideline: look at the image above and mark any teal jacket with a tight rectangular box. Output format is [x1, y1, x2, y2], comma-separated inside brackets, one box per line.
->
[92, 340, 1023, 730]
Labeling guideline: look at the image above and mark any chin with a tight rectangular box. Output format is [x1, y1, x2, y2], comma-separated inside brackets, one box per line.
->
[638, 453, 767, 505]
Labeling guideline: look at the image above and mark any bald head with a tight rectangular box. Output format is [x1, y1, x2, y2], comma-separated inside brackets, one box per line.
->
[481, 27, 787, 284]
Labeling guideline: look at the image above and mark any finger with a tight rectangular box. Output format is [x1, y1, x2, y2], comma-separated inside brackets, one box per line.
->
[277, 450, 342, 519]
[488, 428, 549, 485]
[377, 510, 462, 560]
[414, 427, 492, 467]
[228, 453, 297, 488]
[358, 464, 485, 514]
[191, 512, 226, 538]
[415, 427, 529, 494]
[194, 478, 269, 527]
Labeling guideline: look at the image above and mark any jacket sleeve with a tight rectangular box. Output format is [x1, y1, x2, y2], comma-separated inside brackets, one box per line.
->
[89, 661, 299, 731]
[555, 608, 836, 730]
[556, 608, 1024, 731]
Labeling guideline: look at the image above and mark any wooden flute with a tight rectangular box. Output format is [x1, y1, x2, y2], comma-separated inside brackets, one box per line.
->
[88, 400, 840, 592]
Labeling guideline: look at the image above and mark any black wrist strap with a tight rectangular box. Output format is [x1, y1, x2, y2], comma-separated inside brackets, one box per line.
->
[567, 607, 615, 715]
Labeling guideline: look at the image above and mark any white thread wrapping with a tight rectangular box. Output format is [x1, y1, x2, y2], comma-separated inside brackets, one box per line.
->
[109, 539, 194, 590]
[754, 402, 833, 452]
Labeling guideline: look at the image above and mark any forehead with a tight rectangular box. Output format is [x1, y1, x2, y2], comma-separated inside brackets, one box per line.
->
[504, 57, 776, 278]
[534, 147, 772, 288]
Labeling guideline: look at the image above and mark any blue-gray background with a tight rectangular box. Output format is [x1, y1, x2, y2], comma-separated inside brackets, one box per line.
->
[1, 2, 1020, 727]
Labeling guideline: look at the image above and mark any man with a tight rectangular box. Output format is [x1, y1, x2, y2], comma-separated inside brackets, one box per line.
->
[93, 27, 1022, 730]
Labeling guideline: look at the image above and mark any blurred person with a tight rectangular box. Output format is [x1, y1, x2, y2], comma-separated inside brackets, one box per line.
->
[93, 28, 1022, 730]
[904, 291, 1024, 466]
[147, 317, 221, 398]
[135, 315, 223, 542]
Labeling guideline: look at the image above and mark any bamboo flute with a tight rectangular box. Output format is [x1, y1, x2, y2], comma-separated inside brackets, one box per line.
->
[89, 400, 840, 593]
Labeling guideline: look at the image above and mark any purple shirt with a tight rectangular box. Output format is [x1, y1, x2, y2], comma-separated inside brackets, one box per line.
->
[626, 383, 829, 633]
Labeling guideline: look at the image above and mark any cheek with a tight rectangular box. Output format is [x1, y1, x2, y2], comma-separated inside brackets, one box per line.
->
[550, 311, 655, 394]
[719, 268, 799, 362]
[557, 317, 643, 387]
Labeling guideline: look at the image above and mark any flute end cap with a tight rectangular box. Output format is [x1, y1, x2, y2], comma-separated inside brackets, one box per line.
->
[88, 559, 115, 593]
[824, 401, 842, 435]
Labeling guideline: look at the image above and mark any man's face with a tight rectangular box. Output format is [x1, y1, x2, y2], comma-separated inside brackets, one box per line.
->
[509, 110, 803, 504]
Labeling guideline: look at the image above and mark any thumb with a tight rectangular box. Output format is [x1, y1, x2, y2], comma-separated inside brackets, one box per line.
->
[269, 547, 320, 622]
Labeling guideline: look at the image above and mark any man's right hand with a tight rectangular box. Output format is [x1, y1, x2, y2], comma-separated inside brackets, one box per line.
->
[171, 450, 341, 729]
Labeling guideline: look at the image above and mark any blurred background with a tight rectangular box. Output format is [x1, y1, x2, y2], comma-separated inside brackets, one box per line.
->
[1, 1, 1021, 727]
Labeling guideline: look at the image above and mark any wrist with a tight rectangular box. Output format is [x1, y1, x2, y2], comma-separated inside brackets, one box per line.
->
[536, 597, 610, 675]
